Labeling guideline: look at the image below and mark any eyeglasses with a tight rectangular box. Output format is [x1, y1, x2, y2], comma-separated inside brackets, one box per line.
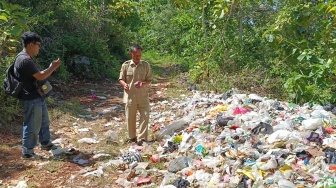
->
[33, 42, 41, 47]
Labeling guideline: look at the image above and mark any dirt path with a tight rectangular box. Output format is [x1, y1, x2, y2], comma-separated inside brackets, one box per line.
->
[0, 69, 178, 187]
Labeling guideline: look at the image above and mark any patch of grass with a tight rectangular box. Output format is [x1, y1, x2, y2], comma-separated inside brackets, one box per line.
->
[24, 168, 35, 178]
[0, 144, 10, 150]
[48, 97, 89, 130]
[44, 161, 63, 173]
[166, 85, 190, 99]
[152, 161, 166, 170]
[27, 183, 38, 188]
[197, 68, 288, 100]
[143, 50, 177, 66]
[49, 97, 84, 115]
[86, 175, 117, 187]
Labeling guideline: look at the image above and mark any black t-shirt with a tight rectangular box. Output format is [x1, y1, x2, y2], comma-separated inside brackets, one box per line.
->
[14, 51, 47, 100]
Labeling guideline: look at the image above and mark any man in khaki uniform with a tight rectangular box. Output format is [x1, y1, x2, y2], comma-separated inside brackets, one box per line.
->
[119, 44, 153, 146]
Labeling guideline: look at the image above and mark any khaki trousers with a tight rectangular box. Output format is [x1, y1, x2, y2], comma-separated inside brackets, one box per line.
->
[125, 102, 150, 141]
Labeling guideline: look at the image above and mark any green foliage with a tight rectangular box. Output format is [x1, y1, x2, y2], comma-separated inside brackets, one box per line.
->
[189, 61, 207, 83]
[0, 2, 30, 126]
[2, 0, 138, 81]
[0, 2, 29, 57]
[265, 0, 336, 104]
[138, 1, 203, 58]
[1, 0, 335, 133]
[0, 59, 23, 126]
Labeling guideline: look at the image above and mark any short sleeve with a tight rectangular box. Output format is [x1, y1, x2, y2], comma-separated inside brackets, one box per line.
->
[145, 62, 153, 82]
[119, 62, 128, 81]
[21, 59, 39, 77]
[15, 57, 39, 79]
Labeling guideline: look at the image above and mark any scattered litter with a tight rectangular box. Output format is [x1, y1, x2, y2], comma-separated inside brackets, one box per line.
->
[104, 130, 118, 140]
[127, 169, 136, 181]
[168, 156, 193, 173]
[77, 128, 91, 132]
[114, 117, 122, 121]
[104, 122, 113, 127]
[120, 152, 143, 164]
[98, 105, 119, 115]
[147, 91, 336, 187]
[97, 96, 106, 100]
[7, 180, 27, 188]
[83, 166, 104, 177]
[73, 153, 90, 166]
[135, 177, 152, 186]
[172, 177, 190, 188]
[90, 93, 97, 99]
[25, 87, 336, 187]
[52, 138, 67, 145]
[134, 162, 149, 170]
[50, 146, 65, 155]
[92, 153, 110, 160]
[77, 138, 99, 144]
[78, 114, 99, 119]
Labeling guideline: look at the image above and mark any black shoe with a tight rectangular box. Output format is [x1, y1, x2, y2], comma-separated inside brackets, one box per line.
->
[40, 143, 58, 151]
[137, 139, 146, 146]
[21, 153, 42, 160]
[125, 137, 137, 143]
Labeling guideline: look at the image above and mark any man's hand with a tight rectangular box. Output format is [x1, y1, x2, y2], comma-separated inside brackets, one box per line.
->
[49, 58, 61, 70]
[34, 58, 62, 80]
[123, 83, 129, 90]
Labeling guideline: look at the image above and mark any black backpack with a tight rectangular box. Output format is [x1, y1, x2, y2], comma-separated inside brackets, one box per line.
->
[3, 55, 26, 98]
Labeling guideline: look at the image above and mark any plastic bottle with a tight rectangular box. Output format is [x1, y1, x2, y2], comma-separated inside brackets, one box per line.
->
[156, 112, 194, 140]
[156, 119, 187, 140]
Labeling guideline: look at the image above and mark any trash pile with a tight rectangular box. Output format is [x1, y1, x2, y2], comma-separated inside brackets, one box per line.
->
[110, 89, 336, 188]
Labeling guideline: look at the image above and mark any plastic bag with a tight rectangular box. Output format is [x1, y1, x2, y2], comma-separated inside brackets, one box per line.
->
[302, 118, 323, 130]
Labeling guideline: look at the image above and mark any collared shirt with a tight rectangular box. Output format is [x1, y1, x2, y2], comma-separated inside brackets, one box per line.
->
[119, 60, 153, 104]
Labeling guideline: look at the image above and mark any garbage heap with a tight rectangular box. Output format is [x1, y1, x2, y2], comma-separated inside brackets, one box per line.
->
[119, 91, 336, 188]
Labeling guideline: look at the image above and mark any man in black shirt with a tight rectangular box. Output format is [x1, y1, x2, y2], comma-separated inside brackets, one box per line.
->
[16, 31, 61, 159]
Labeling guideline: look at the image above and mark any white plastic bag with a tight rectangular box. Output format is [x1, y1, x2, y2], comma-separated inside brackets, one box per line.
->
[267, 130, 291, 144]
[302, 118, 323, 130]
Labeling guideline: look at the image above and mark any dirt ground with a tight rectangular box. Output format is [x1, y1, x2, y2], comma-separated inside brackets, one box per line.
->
[0, 71, 177, 187]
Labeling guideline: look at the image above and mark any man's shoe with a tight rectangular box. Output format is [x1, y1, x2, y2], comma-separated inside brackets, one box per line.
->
[137, 139, 146, 146]
[21, 153, 42, 160]
[125, 137, 137, 143]
[41, 143, 58, 151]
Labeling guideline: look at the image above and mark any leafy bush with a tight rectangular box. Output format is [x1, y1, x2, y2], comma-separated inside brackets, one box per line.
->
[265, 1, 336, 105]
[0, 2, 30, 126]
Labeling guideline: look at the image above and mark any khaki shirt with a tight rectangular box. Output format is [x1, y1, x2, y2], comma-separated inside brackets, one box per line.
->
[119, 60, 153, 104]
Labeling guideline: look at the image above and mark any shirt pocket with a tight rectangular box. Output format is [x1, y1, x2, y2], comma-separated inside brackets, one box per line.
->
[126, 71, 133, 82]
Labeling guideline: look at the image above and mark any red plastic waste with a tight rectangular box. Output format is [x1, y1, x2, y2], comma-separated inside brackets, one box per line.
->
[136, 177, 152, 186]
[325, 127, 335, 134]
[150, 154, 160, 163]
[233, 107, 249, 115]
[329, 165, 336, 171]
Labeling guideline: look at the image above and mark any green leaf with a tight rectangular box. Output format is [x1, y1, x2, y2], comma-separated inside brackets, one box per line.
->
[219, 9, 225, 18]
[297, 53, 306, 62]
[327, 6, 336, 14]
[0, 15, 7, 22]
[9, 25, 22, 37]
